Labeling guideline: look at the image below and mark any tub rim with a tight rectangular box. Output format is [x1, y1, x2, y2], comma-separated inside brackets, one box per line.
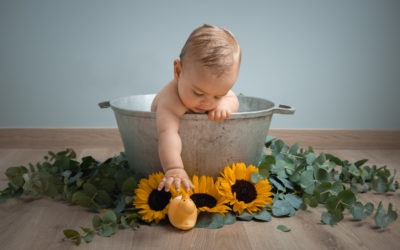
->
[109, 94, 286, 120]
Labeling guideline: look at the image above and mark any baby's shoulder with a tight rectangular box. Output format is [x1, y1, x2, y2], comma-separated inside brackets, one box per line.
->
[155, 81, 186, 115]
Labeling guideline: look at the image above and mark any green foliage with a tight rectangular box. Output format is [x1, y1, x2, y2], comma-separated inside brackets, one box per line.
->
[374, 202, 398, 229]
[195, 212, 239, 229]
[1, 138, 399, 245]
[0, 149, 140, 245]
[277, 224, 291, 232]
[196, 213, 226, 229]
[63, 210, 140, 244]
[262, 139, 398, 229]
[351, 201, 374, 221]
[233, 209, 272, 222]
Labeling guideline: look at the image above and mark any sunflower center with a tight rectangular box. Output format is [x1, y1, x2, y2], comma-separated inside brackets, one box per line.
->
[231, 180, 257, 203]
[190, 193, 217, 208]
[148, 189, 171, 211]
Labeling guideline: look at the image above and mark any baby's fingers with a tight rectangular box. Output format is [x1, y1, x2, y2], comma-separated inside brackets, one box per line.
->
[157, 179, 166, 191]
[158, 176, 174, 192]
[208, 110, 222, 121]
[173, 177, 182, 192]
[208, 110, 230, 121]
[181, 178, 194, 191]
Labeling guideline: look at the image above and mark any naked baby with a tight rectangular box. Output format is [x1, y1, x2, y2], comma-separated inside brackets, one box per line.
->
[151, 24, 241, 192]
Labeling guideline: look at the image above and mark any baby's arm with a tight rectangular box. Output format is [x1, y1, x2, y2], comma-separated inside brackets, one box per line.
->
[208, 90, 239, 121]
[156, 103, 194, 192]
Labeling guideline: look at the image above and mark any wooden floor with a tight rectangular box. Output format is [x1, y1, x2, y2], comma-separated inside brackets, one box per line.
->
[0, 129, 399, 250]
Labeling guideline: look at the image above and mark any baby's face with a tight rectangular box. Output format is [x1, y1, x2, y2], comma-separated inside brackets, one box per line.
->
[177, 62, 239, 113]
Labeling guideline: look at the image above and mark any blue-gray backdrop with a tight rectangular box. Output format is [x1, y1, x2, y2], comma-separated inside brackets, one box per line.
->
[1, 0, 399, 129]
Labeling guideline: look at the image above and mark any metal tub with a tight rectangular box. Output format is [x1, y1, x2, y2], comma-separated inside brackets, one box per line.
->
[106, 94, 294, 179]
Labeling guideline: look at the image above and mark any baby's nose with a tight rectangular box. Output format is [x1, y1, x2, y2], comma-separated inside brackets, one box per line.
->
[201, 96, 215, 104]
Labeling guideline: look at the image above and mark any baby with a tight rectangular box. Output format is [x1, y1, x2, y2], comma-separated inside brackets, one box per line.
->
[151, 24, 241, 192]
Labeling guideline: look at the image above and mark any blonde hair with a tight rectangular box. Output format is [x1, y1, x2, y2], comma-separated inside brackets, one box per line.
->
[179, 24, 241, 76]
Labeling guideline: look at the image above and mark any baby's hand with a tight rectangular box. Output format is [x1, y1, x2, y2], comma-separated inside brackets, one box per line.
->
[158, 168, 194, 192]
[208, 106, 232, 122]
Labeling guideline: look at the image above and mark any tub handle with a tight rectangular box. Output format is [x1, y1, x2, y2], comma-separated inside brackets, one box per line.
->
[273, 104, 295, 115]
[98, 101, 111, 109]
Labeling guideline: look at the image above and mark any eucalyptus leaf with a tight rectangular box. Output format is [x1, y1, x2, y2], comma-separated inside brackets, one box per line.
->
[269, 177, 285, 191]
[92, 215, 103, 230]
[120, 216, 129, 228]
[321, 211, 332, 225]
[223, 212, 237, 225]
[354, 159, 368, 168]
[351, 202, 368, 221]
[302, 193, 319, 208]
[6, 166, 28, 187]
[99, 179, 116, 193]
[63, 229, 82, 245]
[95, 190, 113, 207]
[80, 226, 93, 233]
[83, 183, 97, 197]
[72, 191, 93, 207]
[316, 182, 332, 203]
[83, 231, 96, 243]
[258, 155, 275, 175]
[121, 177, 137, 196]
[374, 202, 390, 229]
[264, 135, 276, 148]
[113, 195, 127, 214]
[364, 202, 374, 216]
[196, 213, 225, 229]
[99, 224, 115, 237]
[331, 181, 345, 195]
[237, 211, 254, 221]
[300, 169, 315, 194]
[289, 143, 299, 155]
[277, 224, 291, 232]
[284, 194, 303, 209]
[254, 210, 272, 222]
[348, 164, 360, 177]
[387, 203, 398, 222]
[251, 172, 260, 184]
[305, 152, 316, 165]
[329, 190, 355, 211]
[277, 176, 295, 190]
[272, 199, 295, 217]
[314, 167, 331, 183]
[372, 178, 388, 193]
[325, 153, 343, 166]
[102, 210, 117, 224]
[374, 202, 398, 229]
[271, 159, 289, 179]
[321, 209, 343, 226]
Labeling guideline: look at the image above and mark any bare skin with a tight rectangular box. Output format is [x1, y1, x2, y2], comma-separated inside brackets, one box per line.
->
[152, 59, 240, 192]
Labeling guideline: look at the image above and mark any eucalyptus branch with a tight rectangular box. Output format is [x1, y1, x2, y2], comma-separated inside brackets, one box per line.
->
[265, 139, 398, 228]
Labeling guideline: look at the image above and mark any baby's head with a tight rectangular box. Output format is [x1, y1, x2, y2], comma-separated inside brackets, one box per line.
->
[179, 24, 241, 77]
[175, 24, 241, 113]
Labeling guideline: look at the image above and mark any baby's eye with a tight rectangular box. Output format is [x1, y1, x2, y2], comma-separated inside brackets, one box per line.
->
[193, 91, 203, 96]
[214, 96, 222, 100]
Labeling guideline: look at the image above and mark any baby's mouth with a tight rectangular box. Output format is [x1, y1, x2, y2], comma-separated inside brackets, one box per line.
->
[192, 107, 207, 113]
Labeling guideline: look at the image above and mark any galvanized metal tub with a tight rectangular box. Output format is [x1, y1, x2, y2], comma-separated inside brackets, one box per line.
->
[106, 94, 294, 179]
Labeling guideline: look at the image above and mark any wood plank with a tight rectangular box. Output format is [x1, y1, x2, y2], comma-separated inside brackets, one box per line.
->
[1, 128, 400, 149]
[0, 128, 123, 149]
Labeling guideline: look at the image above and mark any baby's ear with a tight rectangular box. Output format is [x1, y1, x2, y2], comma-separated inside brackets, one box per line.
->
[173, 59, 182, 78]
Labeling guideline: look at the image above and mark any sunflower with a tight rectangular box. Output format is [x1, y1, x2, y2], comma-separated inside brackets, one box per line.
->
[175, 175, 230, 214]
[133, 172, 172, 223]
[217, 162, 273, 215]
